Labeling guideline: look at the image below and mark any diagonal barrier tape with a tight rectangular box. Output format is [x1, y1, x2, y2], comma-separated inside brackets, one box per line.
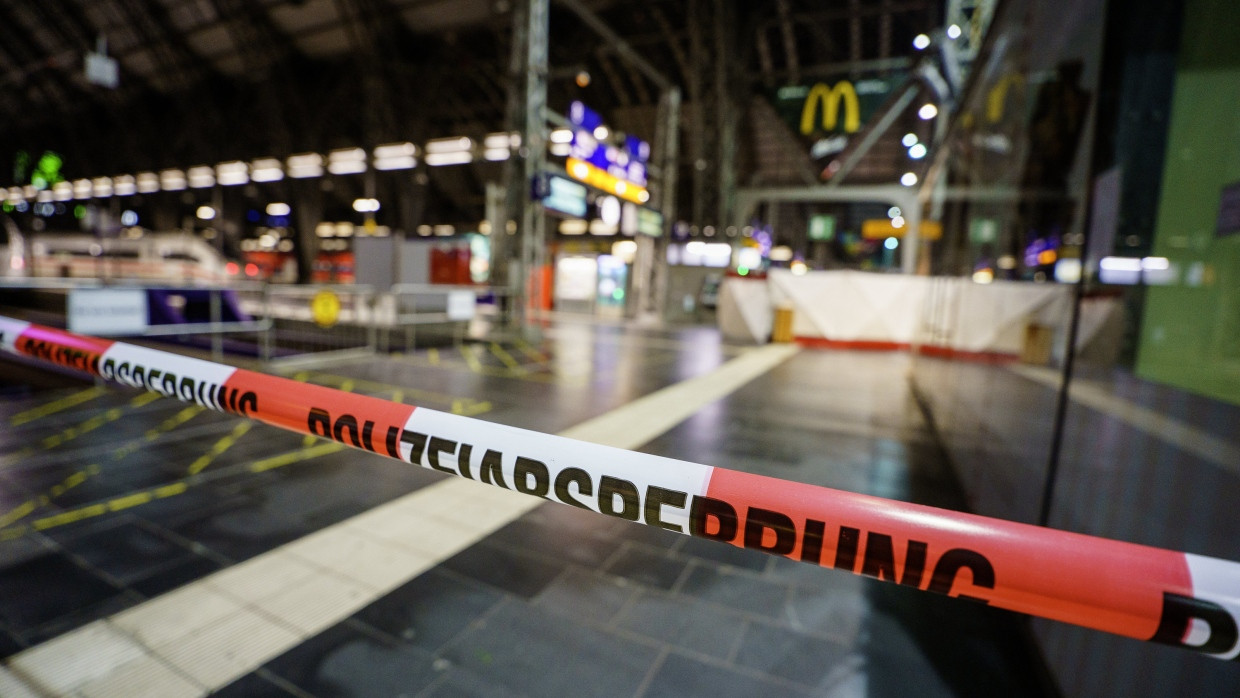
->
[2, 315, 1239, 659]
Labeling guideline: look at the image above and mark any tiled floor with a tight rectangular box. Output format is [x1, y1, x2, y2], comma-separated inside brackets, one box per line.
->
[4, 321, 1055, 696]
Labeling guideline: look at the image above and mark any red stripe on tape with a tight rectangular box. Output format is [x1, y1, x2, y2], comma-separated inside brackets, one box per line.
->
[12, 325, 114, 375]
[704, 468, 1192, 640]
[223, 370, 415, 455]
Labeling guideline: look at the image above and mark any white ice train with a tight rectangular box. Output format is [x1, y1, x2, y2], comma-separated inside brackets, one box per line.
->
[1, 224, 229, 284]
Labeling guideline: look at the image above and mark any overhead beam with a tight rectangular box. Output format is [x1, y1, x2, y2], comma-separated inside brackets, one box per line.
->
[553, 0, 674, 91]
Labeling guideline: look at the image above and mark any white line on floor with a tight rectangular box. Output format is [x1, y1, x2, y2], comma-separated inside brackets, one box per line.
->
[2, 343, 798, 697]
[1008, 364, 1240, 476]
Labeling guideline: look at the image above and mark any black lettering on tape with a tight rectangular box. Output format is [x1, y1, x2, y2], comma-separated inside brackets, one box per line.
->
[1151, 592, 1240, 655]
[427, 437, 458, 473]
[402, 430, 429, 465]
[644, 486, 687, 533]
[926, 549, 995, 604]
[744, 507, 797, 555]
[334, 414, 362, 448]
[308, 407, 332, 437]
[457, 444, 473, 479]
[689, 496, 738, 542]
[801, 519, 826, 564]
[385, 426, 401, 458]
[237, 391, 257, 417]
[861, 533, 898, 582]
[598, 476, 640, 521]
[834, 526, 860, 572]
[514, 457, 550, 498]
[361, 420, 375, 452]
[900, 540, 928, 587]
[553, 468, 593, 509]
[478, 449, 507, 488]
[132, 365, 145, 387]
[179, 376, 195, 402]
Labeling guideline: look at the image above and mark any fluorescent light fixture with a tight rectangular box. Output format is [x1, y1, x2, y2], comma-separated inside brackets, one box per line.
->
[549, 143, 571, 157]
[73, 179, 93, 199]
[433, 224, 455, 236]
[484, 132, 520, 149]
[1099, 256, 1142, 272]
[902, 133, 919, 147]
[559, 219, 588, 235]
[315, 222, 335, 237]
[196, 205, 216, 220]
[913, 34, 931, 50]
[947, 24, 962, 39]
[417, 225, 432, 236]
[589, 219, 617, 236]
[188, 166, 215, 188]
[137, 172, 159, 193]
[160, 169, 186, 191]
[484, 148, 509, 162]
[918, 104, 938, 120]
[425, 151, 473, 166]
[1141, 256, 1170, 270]
[425, 136, 472, 154]
[52, 181, 73, 201]
[251, 158, 284, 182]
[550, 128, 573, 144]
[37, 189, 53, 203]
[287, 153, 323, 178]
[374, 142, 417, 170]
[909, 143, 928, 159]
[335, 222, 355, 237]
[266, 202, 291, 216]
[216, 161, 248, 186]
[328, 148, 367, 175]
[352, 198, 380, 213]
[900, 172, 919, 186]
[113, 175, 136, 195]
[92, 177, 113, 197]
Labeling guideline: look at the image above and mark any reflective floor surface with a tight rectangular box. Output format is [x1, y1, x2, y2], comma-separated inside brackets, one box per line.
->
[3, 320, 1057, 696]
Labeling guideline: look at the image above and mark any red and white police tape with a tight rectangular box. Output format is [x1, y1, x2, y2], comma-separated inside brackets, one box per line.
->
[2, 316, 1239, 659]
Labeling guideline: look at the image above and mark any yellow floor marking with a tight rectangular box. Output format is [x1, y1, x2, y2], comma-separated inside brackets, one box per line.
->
[512, 337, 549, 363]
[488, 342, 523, 371]
[9, 386, 107, 426]
[186, 422, 253, 475]
[459, 344, 483, 373]
[249, 442, 346, 473]
[428, 348, 440, 365]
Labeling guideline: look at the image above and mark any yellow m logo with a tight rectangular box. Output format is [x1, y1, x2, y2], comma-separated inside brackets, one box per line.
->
[799, 82, 861, 135]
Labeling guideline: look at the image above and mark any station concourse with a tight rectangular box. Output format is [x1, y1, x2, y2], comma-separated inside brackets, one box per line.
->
[3, 0, 1240, 695]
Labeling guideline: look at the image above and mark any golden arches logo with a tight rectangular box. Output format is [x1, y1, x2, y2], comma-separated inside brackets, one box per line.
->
[799, 82, 861, 135]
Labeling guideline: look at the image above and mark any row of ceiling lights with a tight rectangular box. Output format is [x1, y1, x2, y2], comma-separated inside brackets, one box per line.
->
[2, 129, 583, 206]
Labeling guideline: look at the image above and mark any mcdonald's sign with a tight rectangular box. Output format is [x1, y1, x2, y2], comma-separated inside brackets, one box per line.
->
[800, 81, 861, 135]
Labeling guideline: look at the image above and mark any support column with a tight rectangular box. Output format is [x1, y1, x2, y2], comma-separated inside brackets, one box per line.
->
[520, 0, 549, 325]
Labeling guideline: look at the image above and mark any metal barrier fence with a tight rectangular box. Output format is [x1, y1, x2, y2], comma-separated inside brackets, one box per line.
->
[2, 315, 1238, 660]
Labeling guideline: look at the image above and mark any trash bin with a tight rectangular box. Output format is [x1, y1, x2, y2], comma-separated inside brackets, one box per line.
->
[772, 305, 795, 343]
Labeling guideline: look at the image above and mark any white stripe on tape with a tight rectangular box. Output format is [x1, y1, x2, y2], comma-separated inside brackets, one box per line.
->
[403, 409, 713, 532]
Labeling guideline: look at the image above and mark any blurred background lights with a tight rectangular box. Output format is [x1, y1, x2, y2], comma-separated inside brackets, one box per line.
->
[913, 33, 931, 49]
[918, 103, 938, 120]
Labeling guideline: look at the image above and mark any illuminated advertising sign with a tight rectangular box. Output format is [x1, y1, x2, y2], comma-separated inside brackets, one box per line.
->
[567, 101, 652, 204]
[772, 74, 907, 166]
